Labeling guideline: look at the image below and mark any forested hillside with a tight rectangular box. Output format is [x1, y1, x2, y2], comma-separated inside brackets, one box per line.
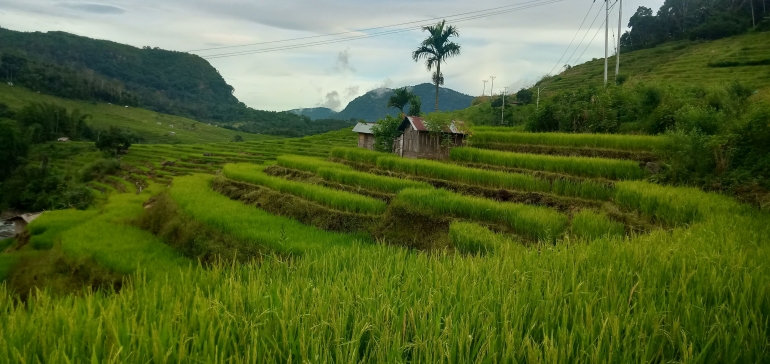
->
[0, 28, 354, 136]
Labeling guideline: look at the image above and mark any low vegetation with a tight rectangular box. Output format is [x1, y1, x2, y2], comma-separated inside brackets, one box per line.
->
[471, 131, 666, 151]
[451, 147, 645, 180]
[396, 188, 568, 241]
[222, 163, 387, 215]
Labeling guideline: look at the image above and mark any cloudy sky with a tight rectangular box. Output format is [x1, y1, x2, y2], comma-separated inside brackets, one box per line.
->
[0, 0, 664, 112]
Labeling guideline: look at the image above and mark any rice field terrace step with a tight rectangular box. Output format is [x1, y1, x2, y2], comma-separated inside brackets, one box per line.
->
[476, 143, 659, 163]
[212, 178, 380, 233]
[262, 165, 394, 202]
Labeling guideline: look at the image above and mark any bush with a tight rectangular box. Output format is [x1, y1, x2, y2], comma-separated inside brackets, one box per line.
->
[79, 158, 121, 182]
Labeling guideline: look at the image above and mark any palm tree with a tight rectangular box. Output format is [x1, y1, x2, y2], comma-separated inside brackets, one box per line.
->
[387, 87, 412, 116]
[412, 20, 461, 112]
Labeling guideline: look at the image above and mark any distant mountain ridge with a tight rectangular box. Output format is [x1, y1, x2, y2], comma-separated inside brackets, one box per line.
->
[289, 83, 474, 121]
[0, 27, 353, 137]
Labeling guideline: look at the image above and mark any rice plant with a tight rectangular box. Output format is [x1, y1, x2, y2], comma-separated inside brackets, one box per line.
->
[377, 156, 551, 193]
[316, 167, 433, 193]
[471, 131, 667, 151]
[396, 188, 568, 240]
[330, 147, 387, 165]
[570, 210, 625, 239]
[2, 209, 767, 362]
[171, 174, 368, 254]
[449, 221, 514, 254]
[275, 155, 352, 173]
[613, 181, 744, 225]
[451, 147, 645, 180]
[223, 163, 387, 214]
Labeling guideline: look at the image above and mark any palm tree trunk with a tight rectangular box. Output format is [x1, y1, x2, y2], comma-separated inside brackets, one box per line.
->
[435, 63, 440, 112]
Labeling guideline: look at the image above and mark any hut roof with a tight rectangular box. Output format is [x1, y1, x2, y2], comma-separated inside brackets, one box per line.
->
[352, 122, 375, 134]
[399, 116, 467, 134]
[5, 212, 43, 224]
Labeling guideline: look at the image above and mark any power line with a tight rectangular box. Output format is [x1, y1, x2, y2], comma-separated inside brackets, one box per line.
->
[547, 0, 596, 76]
[562, 2, 605, 67]
[201, 0, 564, 59]
[189, 0, 553, 53]
[573, 1, 617, 66]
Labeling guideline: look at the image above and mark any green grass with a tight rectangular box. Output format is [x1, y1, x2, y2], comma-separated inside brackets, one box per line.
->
[275, 155, 352, 173]
[471, 131, 667, 151]
[222, 163, 387, 215]
[449, 221, 513, 254]
[538, 32, 770, 93]
[471, 125, 526, 133]
[27, 210, 100, 250]
[170, 174, 369, 255]
[396, 188, 568, 241]
[330, 147, 387, 165]
[451, 147, 645, 180]
[0, 84, 273, 144]
[570, 210, 626, 240]
[316, 167, 433, 194]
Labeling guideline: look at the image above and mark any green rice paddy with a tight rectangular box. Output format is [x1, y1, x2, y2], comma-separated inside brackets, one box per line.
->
[1, 124, 768, 362]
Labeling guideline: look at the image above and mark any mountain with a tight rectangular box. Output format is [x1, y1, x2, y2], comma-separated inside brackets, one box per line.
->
[0, 27, 353, 137]
[286, 83, 475, 122]
[288, 107, 340, 120]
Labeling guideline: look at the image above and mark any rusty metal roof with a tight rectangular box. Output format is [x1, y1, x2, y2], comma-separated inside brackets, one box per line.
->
[401, 116, 466, 134]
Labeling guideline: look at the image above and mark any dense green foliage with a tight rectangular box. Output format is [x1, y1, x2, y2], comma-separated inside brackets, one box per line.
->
[369, 115, 403, 152]
[620, 0, 765, 52]
[94, 126, 138, 157]
[0, 28, 353, 137]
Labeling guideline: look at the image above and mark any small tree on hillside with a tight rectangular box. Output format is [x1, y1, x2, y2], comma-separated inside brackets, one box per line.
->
[370, 116, 403, 153]
[516, 88, 533, 104]
[96, 126, 136, 157]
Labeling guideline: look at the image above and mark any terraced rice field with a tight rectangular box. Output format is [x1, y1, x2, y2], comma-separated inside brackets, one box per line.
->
[1, 125, 768, 362]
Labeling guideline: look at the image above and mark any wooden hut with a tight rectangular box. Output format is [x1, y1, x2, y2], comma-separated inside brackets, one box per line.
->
[393, 116, 467, 159]
[352, 122, 376, 150]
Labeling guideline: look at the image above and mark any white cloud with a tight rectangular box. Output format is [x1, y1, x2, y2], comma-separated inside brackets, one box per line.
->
[0, 0, 667, 111]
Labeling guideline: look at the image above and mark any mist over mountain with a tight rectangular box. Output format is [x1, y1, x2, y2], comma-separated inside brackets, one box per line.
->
[287, 83, 475, 121]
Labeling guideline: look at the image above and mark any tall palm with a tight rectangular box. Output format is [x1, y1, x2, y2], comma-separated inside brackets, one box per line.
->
[412, 20, 461, 112]
[387, 87, 412, 116]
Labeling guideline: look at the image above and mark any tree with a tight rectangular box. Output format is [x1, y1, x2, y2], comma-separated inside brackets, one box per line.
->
[232, 134, 243, 142]
[387, 87, 412, 116]
[17, 102, 91, 142]
[516, 88, 534, 104]
[408, 94, 422, 116]
[412, 20, 461, 112]
[370, 116, 403, 153]
[0, 119, 30, 181]
[95, 126, 136, 157]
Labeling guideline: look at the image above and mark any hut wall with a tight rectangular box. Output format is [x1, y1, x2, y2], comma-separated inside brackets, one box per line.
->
[401, 129, 465, 160]
[358, 133, 376, 150]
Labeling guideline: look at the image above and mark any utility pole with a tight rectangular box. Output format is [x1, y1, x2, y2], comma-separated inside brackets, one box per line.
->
[604, 0, 609, 85]
[750, 0, 756, 28]
[482, 80, 488, 96]
[616, 0, 622, 79]
[489, 76, 496, 97]
[536, 86, 545, 112]
[501, 87, 508, 125]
